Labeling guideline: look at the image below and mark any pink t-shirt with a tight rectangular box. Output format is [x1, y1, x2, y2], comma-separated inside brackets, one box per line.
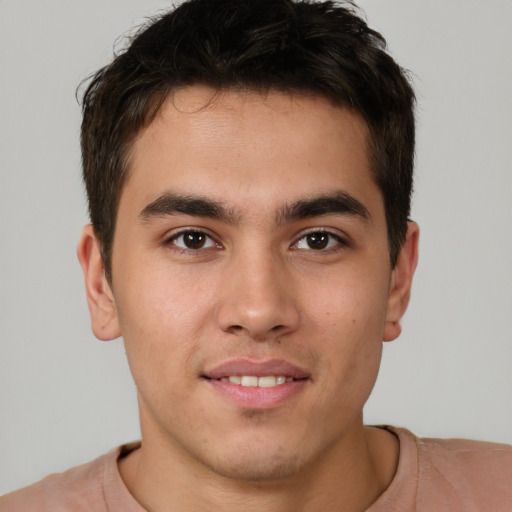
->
[1, 427, 511, 511]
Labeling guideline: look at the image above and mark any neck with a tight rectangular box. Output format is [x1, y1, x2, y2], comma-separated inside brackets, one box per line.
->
[119, 418, 399, 512]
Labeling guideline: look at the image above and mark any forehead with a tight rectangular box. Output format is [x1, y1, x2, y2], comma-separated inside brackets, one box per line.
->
[121, 86, 381, 222]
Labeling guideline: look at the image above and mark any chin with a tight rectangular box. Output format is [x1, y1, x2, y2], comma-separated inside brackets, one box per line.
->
[199, 431, 315, 483]
[208, 451, 306, 483]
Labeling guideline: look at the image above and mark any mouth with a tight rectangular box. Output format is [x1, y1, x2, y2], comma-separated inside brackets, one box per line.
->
[216, 375, 295, 387]
[202, 359, 310, 409]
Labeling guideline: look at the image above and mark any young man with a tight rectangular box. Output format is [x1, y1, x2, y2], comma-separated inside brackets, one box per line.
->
[2, 0, 510, 510]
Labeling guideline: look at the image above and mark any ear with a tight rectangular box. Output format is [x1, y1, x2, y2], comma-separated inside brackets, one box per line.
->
[383, 222, 419, 342]
[77, 224, 121, 341]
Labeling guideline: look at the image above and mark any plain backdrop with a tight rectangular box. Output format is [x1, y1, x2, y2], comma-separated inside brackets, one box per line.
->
[1, 0, 511, 495]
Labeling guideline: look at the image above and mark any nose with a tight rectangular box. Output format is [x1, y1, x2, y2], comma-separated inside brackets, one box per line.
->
[215, 248, 300, 340]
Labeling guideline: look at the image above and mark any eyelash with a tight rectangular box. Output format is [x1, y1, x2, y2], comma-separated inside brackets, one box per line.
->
[165, 229, 220, 253]
[292, 229, 348, 252]
[164, 228, 348, 254]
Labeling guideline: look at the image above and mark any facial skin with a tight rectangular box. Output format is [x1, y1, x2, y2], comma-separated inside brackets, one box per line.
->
[78, 87, 418, 511]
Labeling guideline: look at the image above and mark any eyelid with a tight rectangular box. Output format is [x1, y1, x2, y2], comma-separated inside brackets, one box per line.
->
[292, 227, 349, 250]
[165, 227, 222, 251]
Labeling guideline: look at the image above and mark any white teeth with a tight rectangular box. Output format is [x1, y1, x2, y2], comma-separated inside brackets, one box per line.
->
[258, 376, 277, 387]
[224, 376, 290, 388]
[241, 376, 259, 387]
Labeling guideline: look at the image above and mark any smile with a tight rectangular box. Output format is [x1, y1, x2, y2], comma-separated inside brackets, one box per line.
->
[219, 376, 294, 387]
[204, 360, 309, 409]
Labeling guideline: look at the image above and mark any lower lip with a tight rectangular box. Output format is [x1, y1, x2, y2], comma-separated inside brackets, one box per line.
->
[206, 378, 307, 410]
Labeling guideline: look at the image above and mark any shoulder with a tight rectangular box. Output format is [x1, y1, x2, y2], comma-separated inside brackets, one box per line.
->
[397, 427, 512, 511]
[0, 447, 120, 512]
[418, 433, 512, 485]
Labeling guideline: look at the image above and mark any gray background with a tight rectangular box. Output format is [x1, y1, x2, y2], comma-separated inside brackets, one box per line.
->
[1, 0, 511, 495]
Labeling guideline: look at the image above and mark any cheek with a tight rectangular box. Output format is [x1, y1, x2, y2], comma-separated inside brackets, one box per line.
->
[302, 267, 389, 395]
[316, 304, 384, 384]
[112, 266, 217, 385]
[116, 259, 216, 332]
[312, 304, 384, 423]
[306, 266, 390, 340]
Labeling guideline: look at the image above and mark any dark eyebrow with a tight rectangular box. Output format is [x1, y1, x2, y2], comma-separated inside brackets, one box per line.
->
[276, 191, 371, 226]
[139, 193, 239, 224]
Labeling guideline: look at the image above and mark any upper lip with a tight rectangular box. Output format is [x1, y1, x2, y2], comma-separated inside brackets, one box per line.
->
[203, 359, 310, 380]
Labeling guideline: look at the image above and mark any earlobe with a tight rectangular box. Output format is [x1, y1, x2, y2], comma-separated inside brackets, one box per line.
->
[77, 224, 121, 341]
[383, 222, 419, 342]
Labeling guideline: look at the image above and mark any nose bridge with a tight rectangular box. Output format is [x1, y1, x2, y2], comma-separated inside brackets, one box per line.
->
[216, 241, 299, 339]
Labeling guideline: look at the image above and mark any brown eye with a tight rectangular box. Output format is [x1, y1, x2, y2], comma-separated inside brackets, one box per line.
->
[171, 231, 216, 250]
[295, 231, 343, 251]
[184, 232, 207, 249]
[306, 232, 329, 249]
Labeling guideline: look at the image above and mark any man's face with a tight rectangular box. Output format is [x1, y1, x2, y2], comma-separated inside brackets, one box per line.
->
[109, 87, 397, 480]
